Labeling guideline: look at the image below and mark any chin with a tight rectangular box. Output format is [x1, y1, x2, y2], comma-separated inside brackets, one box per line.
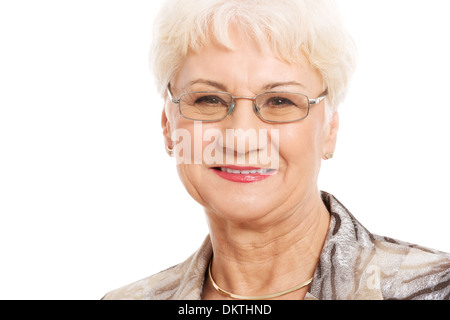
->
[207, 193, 281, 225]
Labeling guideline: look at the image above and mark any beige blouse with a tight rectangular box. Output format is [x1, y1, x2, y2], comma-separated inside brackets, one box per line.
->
[102, 191, 450, 300]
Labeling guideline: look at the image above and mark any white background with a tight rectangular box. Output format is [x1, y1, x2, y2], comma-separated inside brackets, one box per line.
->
[0, 0, 449, 300]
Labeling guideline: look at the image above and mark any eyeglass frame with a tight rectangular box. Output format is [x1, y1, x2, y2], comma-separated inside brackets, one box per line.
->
[166, 86, 328, 123]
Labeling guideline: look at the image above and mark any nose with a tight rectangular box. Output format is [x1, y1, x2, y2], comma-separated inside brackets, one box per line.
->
[227, 97, 261, 130]
[228, 97, 256, 120]
[220, 97, 263, 156]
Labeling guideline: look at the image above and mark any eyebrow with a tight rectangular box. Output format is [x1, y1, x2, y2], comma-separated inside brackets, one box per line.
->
[183, 79, 306, 92]
[262, 81, 306, 90]
[184, 79, 228, 92]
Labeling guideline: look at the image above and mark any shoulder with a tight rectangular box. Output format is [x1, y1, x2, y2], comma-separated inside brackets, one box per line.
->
[372, 234, 450, 300]
[101, 264, 183, 300]
[101, 235, 213, 300]
[318, 191, 450, 300]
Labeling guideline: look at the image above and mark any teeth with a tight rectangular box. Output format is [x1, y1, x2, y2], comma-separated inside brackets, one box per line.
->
[219, 168, 274, 174]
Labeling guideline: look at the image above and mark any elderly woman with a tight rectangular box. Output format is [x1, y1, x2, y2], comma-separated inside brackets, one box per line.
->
[103, 0, 450, 300]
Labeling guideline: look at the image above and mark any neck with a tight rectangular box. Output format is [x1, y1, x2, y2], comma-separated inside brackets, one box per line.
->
[203, 190, 330, 300]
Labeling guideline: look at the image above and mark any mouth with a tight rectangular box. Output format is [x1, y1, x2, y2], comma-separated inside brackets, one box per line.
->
[211, 166, 278, 183]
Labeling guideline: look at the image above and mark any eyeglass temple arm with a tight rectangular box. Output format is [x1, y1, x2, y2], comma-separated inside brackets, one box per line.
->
[166, 86, 180, 103]
[309, 89, 328, 105]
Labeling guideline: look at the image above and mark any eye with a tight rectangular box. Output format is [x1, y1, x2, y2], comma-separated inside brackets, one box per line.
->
[195, 95, 226, 106]
[266, 97, 296, 107]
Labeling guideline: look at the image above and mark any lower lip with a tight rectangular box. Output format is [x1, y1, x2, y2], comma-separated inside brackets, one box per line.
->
[212, 168, 277, 183]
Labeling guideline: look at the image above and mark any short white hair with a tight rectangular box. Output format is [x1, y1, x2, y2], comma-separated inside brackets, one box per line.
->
[150, 0, 358, 121]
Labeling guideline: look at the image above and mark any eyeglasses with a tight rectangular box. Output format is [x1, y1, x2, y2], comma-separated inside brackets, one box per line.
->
[167, 87, 327, 123]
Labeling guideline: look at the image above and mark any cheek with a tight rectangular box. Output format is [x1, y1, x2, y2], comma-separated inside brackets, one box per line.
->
[169, 118, 224, 206]
[277, 121, 324, 173]
[171, 119, 219, 165]
[274, 126, 324, 209]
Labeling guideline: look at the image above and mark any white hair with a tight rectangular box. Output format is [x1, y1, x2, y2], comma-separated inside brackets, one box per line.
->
[150, 0, 358, 121]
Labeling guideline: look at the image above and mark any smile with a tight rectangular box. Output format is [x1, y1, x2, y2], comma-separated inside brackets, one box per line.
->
[211, 166, 278, 183]
[218, 167, 275, 174]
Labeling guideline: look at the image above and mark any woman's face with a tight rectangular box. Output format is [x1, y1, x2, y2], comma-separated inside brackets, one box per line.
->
[162, 30, 338, 226]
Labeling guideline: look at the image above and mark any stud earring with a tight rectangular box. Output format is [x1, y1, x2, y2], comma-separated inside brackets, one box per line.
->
[323, 152, 334, 160]
[165, 145, 174, 156]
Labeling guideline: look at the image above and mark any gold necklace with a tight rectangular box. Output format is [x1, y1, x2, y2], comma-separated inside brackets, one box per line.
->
[207, 258, 313, 300]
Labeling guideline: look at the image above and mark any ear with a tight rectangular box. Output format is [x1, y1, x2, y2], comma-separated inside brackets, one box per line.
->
[322, 111, 339, 159]
[161, 106, 173, 150]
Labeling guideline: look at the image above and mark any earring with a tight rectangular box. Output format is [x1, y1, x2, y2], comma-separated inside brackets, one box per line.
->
[165, 144, 174, 157]
[323, 152, 334, 160]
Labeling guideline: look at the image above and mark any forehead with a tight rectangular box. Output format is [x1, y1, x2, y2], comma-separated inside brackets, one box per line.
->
[172, 29, 322, 94]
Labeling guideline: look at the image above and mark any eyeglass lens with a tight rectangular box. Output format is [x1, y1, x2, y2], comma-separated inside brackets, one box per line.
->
[179, 91, 309, 122]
